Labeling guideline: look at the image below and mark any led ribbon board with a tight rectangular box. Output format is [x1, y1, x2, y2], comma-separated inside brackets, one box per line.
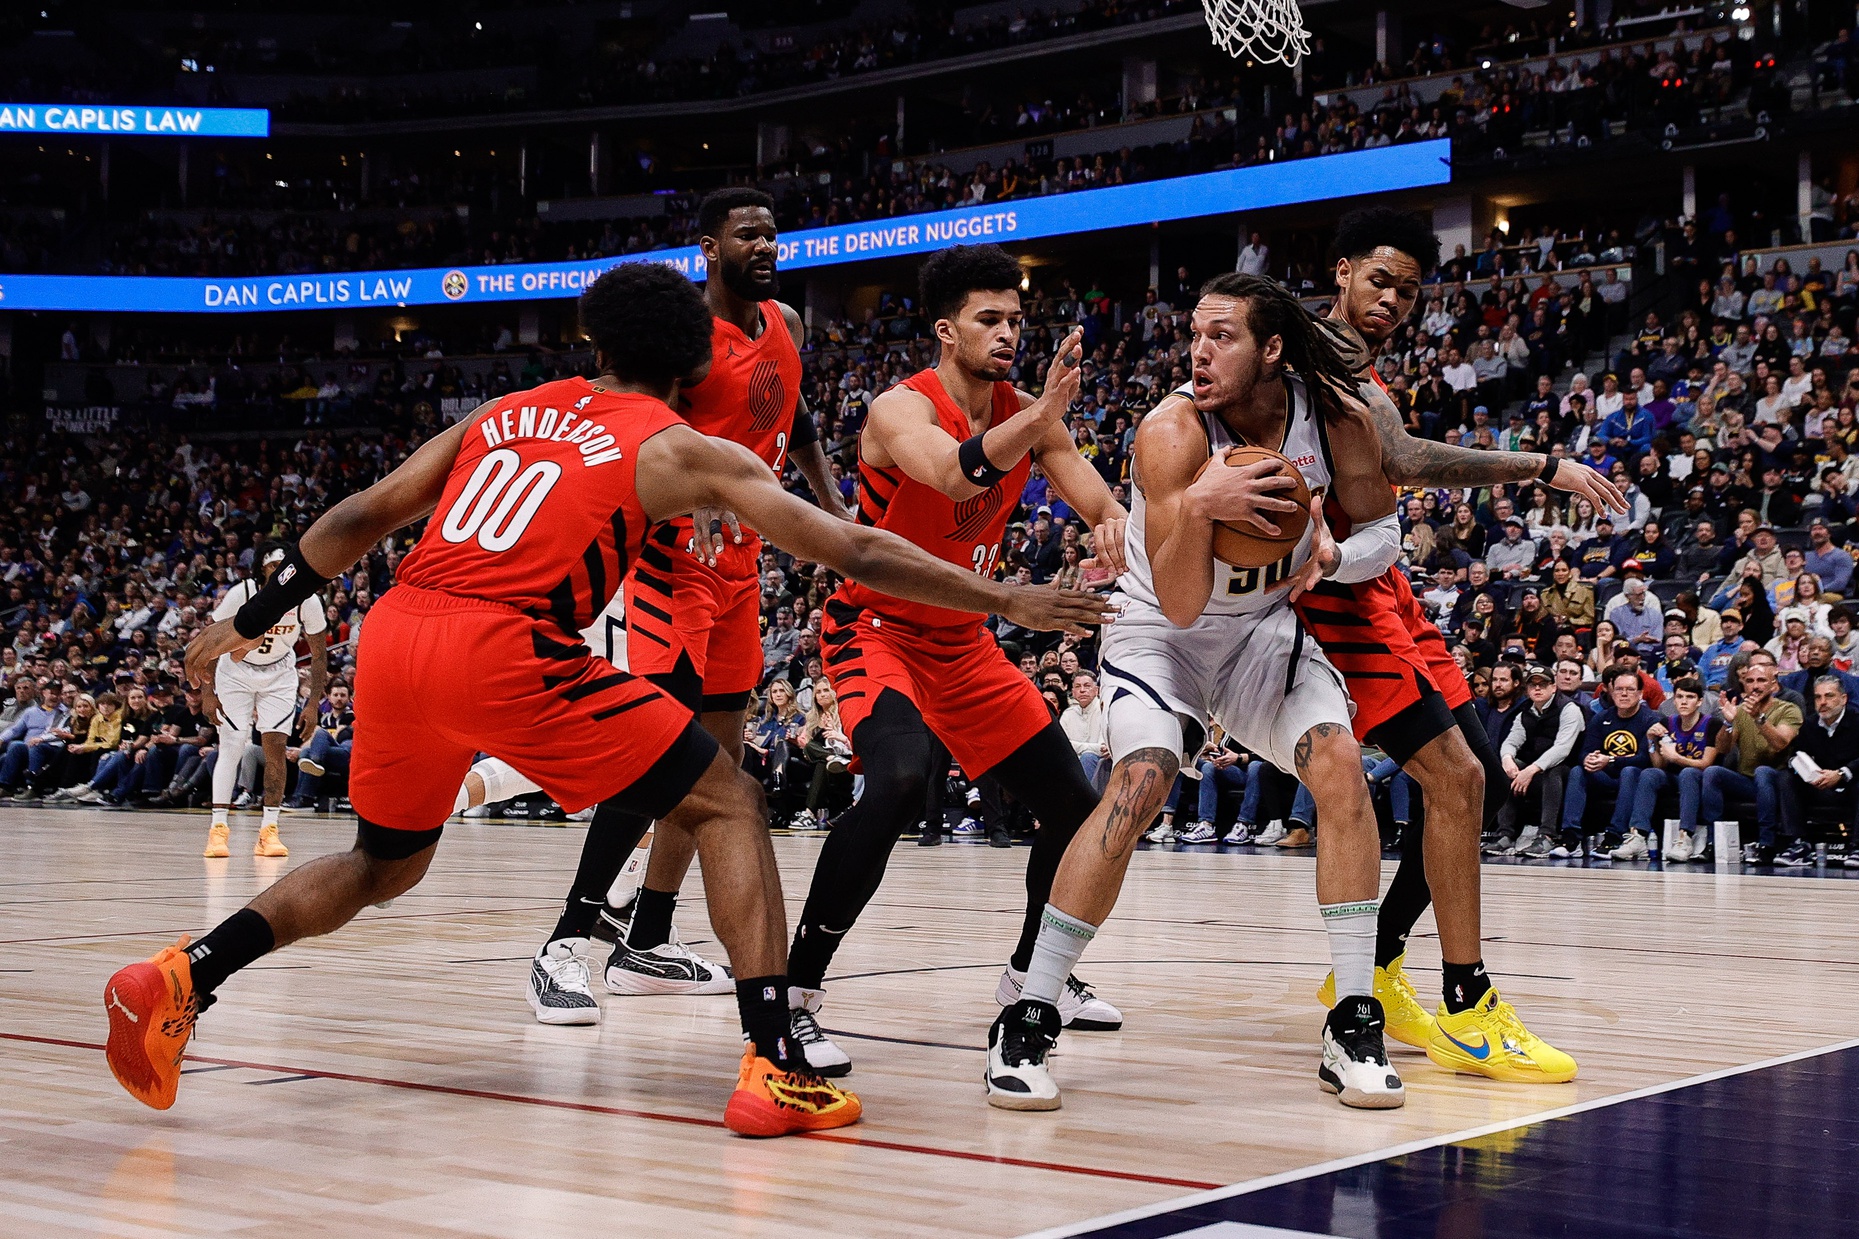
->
[0, 104, 270, 137]
[0, 141, 1448, 313]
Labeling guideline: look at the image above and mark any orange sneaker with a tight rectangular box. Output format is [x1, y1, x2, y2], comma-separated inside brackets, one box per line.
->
[202, 824, 230, 858]
[723, 1045, 862, 1137]
[254, 824, 288, 857]
[104, 939, 199, 1110]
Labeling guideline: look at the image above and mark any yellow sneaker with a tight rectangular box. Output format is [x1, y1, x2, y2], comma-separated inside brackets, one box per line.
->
[202, 823, 230, 859]
[1316, 952, 1437, 1049]
[254, 824, 288, 858]
[1426, 988, 1578, 1083]
[723, 1045, 862, 1137]
[104, 938, 199, 1110]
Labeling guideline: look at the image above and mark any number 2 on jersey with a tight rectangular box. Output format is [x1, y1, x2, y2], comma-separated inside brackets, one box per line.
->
[439, 448, 563, 552]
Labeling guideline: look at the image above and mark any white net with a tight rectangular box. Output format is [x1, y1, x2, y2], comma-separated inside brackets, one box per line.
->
[1202, 0, 1310, 67]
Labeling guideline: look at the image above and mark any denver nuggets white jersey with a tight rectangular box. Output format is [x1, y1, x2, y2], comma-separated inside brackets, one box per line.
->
[1119, 375, 1330, 617]
[211, 578, 328, 667]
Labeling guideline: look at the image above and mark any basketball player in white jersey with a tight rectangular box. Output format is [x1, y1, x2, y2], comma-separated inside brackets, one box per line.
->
[984, 273, 1409, 1111]
[202, 542, 327, 859]
[448, 590, 731, 1026]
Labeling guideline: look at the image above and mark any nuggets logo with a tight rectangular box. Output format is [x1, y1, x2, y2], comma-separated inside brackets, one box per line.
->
[748, 358, 786, 431]
[441, 270, 469, 301]
[1602, 730, 1640, 757]
[952, 486, 1005, 541]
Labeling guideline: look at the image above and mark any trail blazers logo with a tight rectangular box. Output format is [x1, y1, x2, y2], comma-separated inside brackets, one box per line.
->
[748, 359, 786, 431]
[952, 485, 1006, 541]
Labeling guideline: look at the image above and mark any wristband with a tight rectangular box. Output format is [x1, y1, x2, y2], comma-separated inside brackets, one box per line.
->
[232, 544, 330, 639]
[1537, 454, 1560, 485]
[958, 434, 1009, 488]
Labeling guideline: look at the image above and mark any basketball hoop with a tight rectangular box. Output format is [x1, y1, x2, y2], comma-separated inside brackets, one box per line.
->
[1202, 0, 1310, 68]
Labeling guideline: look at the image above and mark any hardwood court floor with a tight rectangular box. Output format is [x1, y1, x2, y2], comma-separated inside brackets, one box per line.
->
[1, 809, 1854, 1238]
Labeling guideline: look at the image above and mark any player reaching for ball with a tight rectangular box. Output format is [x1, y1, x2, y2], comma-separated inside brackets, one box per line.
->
[983, 272, 1411, 1112]
[1299, 207, 1606, 1084]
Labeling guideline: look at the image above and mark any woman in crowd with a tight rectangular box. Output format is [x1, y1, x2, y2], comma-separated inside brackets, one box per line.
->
[1790, 573, 1833, 635]
[1584, 620, 1620, 683]
[50, 685, 156, 805]
[743, 679, 806, 805]
[1734, 578, 1777, 647]
[1523, 484, 1564, 538]
[1567, 495, 1601, 543]
[798, 676, 854, 829]
[1448, 501, 1486, 558]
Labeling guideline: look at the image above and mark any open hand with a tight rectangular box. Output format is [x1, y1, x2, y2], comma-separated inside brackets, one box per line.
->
[185, 618, 262, 692]
[1000, 583, 1120, 638]
[1549, 458, 1628, 516]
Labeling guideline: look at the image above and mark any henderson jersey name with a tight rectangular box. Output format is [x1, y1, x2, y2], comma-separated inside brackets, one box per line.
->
[1119, 376, 1332, 617]
[396, 377, 681, 637]
[839, 368, 1031, 631]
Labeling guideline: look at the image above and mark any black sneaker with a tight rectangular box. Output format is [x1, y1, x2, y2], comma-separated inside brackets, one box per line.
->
[589, 896, 636, 946]
[916, 820, 941, 847]
[1319, 995, 1404, 1109]
[989, 825, 1013, 848]
[1776, 840, 1814, 868]
[985, 999, 1061, 1110]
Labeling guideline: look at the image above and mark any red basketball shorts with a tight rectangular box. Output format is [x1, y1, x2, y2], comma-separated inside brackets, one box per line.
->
[1295, 566, 1470, 741]
[820, 596, 1051, 777]
[348, 585, 710, 831]
[624, 521, 765, 710]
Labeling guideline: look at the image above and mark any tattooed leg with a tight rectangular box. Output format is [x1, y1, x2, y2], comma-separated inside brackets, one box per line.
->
[1293, 722, 1382, 907]
[1046, 747, 1179, 926]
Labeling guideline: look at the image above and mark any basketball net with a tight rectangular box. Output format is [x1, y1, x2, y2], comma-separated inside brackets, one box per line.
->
[1202, 0, 1309, 67]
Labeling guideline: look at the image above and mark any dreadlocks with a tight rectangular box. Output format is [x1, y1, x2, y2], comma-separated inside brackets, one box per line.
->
[1197, 271, 1360, 419]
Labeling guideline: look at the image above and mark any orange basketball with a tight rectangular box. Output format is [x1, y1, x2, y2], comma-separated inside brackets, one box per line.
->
[1190, 445, 1311, 569]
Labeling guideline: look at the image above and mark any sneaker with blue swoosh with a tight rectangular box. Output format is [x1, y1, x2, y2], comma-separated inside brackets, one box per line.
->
[1426, 988, 1578, 1083]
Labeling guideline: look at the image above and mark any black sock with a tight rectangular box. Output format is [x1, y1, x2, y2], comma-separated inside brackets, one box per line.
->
[549, 798, 651, 943]
[548, 897, 606, 945]
[1376, 817, 1429, 969]
[185, 908, 275, 1000]
[736, 975, 797, 1068]
[1441, 960, 1491, 1014]
[625, 886, 677, 951]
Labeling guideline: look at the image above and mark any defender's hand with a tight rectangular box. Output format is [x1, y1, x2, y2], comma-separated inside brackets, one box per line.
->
[1084, 514, 1129, 580]
[1028, 328, 1085, 424]
[185, 619, 262, 690]
[999, 584, 1119, 638]
[1549, 458, 1628, 516]
[1280, 497, 1337, 603]
[687, 508, 743, 566]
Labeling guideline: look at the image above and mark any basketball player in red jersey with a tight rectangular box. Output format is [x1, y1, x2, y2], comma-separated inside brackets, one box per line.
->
[1298, 207, 1623, 1082]
[101, 263, 1111, 1136]
[525, 187, 854, 1004]
[780, 244, 1133, 1077]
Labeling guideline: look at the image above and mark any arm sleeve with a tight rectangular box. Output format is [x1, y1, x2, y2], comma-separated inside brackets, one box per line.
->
[1540, 704, 1584, 770]
[1331, 513, 1402, 584]
[789, 398, 818, 448]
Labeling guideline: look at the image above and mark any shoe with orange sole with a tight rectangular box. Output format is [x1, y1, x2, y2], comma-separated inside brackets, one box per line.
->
[104, 939, 199, 1110]
[254, 824, 288, 857]
[202, 823, 230, 858]
[723, 1045, 862, 1137]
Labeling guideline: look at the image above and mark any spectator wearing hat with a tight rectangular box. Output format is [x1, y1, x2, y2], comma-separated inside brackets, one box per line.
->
[1805, 520, 1854, 596]
[1497, 664, 1585, 858]
[1752, 464, 1803, 528]
[1767, 607, 1814, 673]
[1662, 486, 1715, 549]
[1730, 524, 1787, 585]
[1487, 516, 1537, 579]
[1654, 632, 1700, 696]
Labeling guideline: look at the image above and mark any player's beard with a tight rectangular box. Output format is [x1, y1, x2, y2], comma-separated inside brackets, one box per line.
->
[717, 254, 779, 301]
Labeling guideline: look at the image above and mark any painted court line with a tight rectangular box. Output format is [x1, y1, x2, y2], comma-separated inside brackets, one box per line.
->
[3, 1031, 1218, 1193]
[1015, 1034, 1859, 1238]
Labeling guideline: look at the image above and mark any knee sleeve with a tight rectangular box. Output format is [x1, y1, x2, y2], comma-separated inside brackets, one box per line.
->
[472, 756, 539, 805]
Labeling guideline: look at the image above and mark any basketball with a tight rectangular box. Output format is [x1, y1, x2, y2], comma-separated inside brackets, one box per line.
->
[1191, 445, 1311, 568]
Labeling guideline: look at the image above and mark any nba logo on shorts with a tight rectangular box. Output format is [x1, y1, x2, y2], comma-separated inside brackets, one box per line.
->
[441, 270, 469, 301]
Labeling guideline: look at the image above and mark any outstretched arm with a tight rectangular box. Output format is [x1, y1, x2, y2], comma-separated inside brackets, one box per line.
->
[1030, 413, 1130, 577]
[780, 303, 852, 521]
[1356, 377, 1626, 512]
[639, 425, 1113, 636]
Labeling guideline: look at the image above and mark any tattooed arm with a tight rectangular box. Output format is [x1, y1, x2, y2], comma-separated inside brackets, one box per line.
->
[1355, 377, 1627, 513]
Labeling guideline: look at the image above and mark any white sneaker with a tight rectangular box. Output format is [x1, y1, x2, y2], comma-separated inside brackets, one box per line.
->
[1686, 829, 1711, 862]
[1548, 842, 1574, 858]
[525, 939, 601, 1025]
[787, 986, 852, 1077]
[1319, 996, 1405, 1109]
[985, 1001, 1062, 1111]
[603, 926, 733, 995]
[567, 806, 596, 822]
[461, 803, 492, 819]
[1222, 822, 1253, 845]
[1144, 819, 1176, 843]
[1609, 830, 1649, 862]
[1253, 820, 1287, 846]
[232, 791, 254, 809]
[995, 965, 1123, 1030]
[787, 811, 821, 830]
[1177, 821, 1216, 844]
[74, 786, 106, 804]
[1664, 829, 1693, 863]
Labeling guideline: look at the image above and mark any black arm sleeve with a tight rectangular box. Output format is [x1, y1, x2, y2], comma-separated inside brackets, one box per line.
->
[789, 397, 818, 448]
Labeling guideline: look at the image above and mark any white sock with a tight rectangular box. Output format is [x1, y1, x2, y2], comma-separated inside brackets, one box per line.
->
[605, 831, 653, 908]
[1023, 903, 1096, 1007]
[262, 803, 280, 829]
[1320, 899, 1379, 1000]
[211, 807, 228, 828]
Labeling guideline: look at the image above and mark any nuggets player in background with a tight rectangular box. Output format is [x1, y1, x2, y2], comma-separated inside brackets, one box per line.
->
[102, 262, 1110, 1137]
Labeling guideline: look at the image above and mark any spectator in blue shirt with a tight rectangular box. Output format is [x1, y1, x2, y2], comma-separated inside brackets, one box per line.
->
[1558, 664, 1663, 852]
[1600, 390, 1656, 456]
[0, 681, 64, 792]
[1699, 608, 1751, 690]
[1805, 520, 1854, 596]
[1605, 577, 1664, 653]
